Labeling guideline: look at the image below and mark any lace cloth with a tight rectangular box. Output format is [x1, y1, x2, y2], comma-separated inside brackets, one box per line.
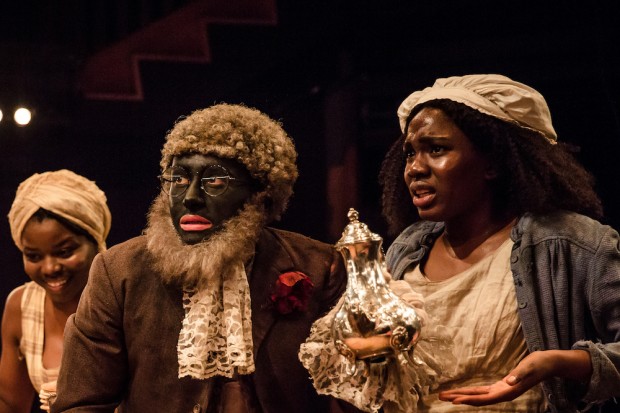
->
[177, 260, 255, 379]
[299, 281, 454, 413]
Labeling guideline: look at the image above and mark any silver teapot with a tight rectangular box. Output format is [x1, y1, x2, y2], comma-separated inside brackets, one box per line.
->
[332, 208, 421, 368]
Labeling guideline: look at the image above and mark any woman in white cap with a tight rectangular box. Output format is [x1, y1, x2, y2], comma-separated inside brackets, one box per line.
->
[377, 74, 620, 411]
[0, 170, 111, 413]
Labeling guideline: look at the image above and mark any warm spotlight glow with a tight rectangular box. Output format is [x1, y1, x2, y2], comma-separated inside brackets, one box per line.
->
[0, 109, 3, 123]
[14, 107, 32, 126]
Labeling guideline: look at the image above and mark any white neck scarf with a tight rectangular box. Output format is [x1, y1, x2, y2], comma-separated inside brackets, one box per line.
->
[178, 260, 255, 379]
[144, 194, 266, 380]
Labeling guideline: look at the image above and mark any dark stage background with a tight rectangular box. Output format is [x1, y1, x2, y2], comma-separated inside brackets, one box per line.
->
[0, 1, 619, 403]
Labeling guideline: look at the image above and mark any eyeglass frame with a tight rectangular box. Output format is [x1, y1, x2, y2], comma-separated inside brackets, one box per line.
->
[158, 164, 251, 198]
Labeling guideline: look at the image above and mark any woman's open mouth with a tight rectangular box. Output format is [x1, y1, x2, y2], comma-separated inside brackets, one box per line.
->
[45, 277, 69, 292]
[412, 187, 436, 209]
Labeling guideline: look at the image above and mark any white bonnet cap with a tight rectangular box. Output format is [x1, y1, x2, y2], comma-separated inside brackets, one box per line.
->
[397, 74, 557, 143]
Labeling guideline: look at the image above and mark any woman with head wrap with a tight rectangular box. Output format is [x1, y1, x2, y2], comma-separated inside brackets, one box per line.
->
[0, 169, 111, 413]
[374, 74, 620, 411]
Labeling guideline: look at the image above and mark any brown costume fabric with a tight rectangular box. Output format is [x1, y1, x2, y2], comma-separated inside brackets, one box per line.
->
[52, 229, 357, 413]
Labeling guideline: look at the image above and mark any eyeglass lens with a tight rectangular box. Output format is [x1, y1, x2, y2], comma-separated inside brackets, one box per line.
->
[160, 165, 233, 197]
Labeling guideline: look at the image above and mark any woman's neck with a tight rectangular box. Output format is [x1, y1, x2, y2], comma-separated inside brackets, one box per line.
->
[47, 296, 79, 317]
[441, 214, 516, 261]
[422, 214, 516, 282]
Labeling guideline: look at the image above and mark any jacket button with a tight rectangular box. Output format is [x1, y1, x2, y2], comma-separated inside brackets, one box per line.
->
[518, 301, 527, 308]
[511, 255, 519, 263]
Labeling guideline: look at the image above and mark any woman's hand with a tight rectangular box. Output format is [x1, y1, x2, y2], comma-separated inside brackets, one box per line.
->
[39, 380, 57, 412]
[438, 349, 592, 406]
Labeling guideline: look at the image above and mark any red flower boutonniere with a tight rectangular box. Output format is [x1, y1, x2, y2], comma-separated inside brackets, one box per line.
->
[270, 271, 314, 314]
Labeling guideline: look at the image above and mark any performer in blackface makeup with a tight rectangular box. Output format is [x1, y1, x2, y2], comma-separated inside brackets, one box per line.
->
[51, 104, 362, 413]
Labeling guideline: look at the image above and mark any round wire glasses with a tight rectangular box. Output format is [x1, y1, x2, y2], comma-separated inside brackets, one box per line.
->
[159, 164, 249, 198]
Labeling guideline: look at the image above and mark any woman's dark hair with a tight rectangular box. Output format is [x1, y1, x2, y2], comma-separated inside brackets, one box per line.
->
[379, 99, 603, 236]
[29, 208, 98, 247]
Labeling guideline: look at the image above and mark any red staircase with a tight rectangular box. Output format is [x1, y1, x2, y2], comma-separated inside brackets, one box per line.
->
[79, 0, 277, 101]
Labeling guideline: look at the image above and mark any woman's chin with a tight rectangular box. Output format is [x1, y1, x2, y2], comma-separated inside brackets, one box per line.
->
[416, 208, 443, 222]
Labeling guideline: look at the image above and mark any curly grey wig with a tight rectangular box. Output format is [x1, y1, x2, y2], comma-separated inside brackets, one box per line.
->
[161, 103, 298, 222]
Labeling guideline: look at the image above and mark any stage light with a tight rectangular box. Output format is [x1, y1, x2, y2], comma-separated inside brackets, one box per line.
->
[0, 109, 3, 123]
[14, 107, 32, 126]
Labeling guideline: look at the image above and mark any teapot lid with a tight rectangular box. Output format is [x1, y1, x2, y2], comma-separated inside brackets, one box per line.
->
[336, 208, 382, 247]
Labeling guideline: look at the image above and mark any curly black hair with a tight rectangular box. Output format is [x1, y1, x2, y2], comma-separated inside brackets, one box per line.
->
[379, 99, 603, 236]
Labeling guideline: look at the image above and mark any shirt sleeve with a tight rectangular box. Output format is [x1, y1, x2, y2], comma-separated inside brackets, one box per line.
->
[576, 226, 620, 404]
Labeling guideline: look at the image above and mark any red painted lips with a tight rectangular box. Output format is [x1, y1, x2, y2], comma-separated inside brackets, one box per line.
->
[179, 215, 213, 231]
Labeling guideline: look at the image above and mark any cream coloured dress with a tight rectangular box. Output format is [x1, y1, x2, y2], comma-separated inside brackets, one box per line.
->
[405, 238, 546, 412]
[19, 281, 59, 393]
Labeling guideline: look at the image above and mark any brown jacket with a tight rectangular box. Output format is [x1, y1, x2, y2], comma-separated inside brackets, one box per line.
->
[52, 228, 357, 413]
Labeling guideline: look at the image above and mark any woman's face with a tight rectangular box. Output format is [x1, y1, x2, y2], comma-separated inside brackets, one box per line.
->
[168, 153, 255, 245]
[21, 218, 98, 305]
[403, 107, 494, 223]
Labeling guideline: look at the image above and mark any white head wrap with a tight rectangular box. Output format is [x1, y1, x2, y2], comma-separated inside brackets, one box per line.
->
[397, 74, 557, 143]
[8, 169, 112, 252]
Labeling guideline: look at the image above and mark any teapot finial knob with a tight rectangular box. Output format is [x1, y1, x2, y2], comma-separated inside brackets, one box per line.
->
[347, 208, 359, 222]
[336, 208, 380, 248]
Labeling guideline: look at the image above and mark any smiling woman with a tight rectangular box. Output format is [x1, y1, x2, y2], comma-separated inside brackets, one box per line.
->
[21, 211, 98, 305]
[0, 170, 111, 413]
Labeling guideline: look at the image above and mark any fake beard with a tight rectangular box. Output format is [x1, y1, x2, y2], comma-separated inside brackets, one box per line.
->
[144, 194, 266, 289]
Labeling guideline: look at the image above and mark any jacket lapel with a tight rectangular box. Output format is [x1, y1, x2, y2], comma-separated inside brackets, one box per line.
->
[248, 229, 295, 357]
